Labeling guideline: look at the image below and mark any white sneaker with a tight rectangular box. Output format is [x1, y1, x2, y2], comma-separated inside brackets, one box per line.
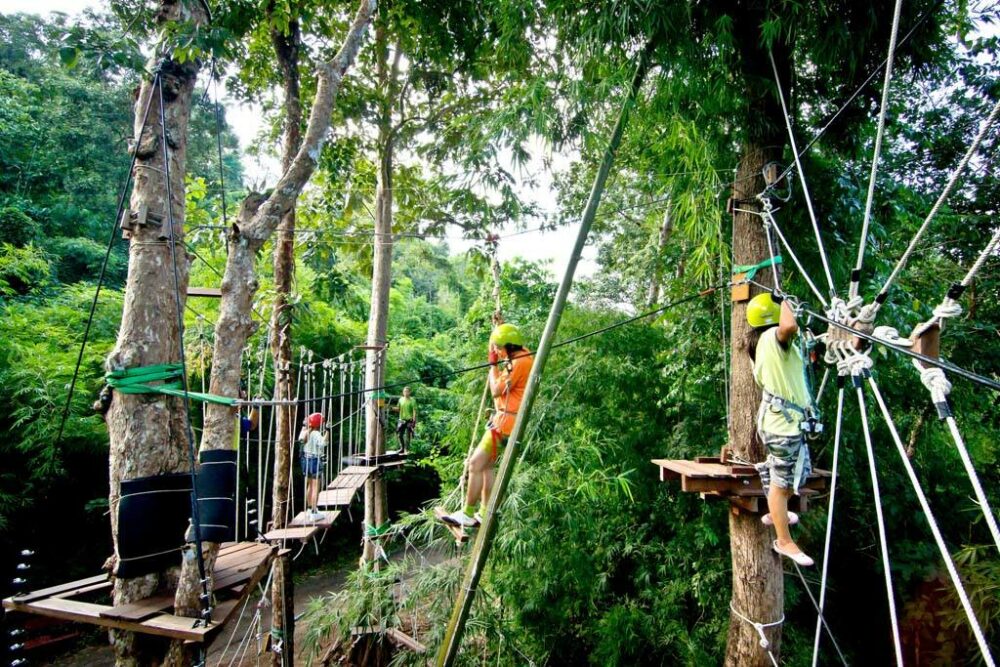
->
[473, 511, 483, 525]
[442, 510, 477, 528]
[309, 510, 325, 521]
[761, 511, 799, 527]
[773, 540, 814, 567]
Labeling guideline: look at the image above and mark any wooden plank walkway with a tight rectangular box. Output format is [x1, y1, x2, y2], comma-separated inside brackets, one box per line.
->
[264, 526, 320, 543]
[2, 542, 275, 644]
[289, 510, 340, 528]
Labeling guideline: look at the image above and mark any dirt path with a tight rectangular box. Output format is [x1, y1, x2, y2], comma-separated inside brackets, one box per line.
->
[53, 544, 449, 667]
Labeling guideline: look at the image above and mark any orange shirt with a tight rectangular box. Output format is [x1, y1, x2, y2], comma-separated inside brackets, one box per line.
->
[489, 348, 533, 436]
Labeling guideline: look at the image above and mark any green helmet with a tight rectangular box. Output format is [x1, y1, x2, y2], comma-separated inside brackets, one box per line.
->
[746, 293, 781, 328]
[490, 323, 525, 347]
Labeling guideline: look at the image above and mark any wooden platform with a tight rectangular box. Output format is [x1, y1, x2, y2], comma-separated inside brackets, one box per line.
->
[263, 526, 320, 543]
[289, 509, 340, 528]
[328, 465, 377, 489]
[2, 542, 275, 643]
[434, 507, 472, 544]
[653, 456, 830, 514]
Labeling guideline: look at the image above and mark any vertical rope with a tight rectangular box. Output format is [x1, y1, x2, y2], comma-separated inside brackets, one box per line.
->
[854, 376, 903, 666]
[812, 385, 845, 666]
[867, 377, 995, 666]
[852, 0, 906, 301]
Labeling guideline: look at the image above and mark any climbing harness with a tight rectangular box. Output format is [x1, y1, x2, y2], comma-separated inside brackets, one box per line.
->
[759, 390, 823, 437]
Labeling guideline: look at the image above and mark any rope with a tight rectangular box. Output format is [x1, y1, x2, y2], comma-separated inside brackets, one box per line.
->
[852, 0, 905, 301]
[866, 377, 996, 666]
[792, 562, 848, 666]
[876, 97, 1000, 304]
[768, 50, 836, 296]
[728, 601, 783, 667]
[751, 206, 829, 307]
[812, 385, 845, 667]
[854, 374, 904, 667]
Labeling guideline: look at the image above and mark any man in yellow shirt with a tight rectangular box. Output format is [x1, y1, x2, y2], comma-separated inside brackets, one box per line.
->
[444, 323, 533, 528]
[747, 293, 816, 567]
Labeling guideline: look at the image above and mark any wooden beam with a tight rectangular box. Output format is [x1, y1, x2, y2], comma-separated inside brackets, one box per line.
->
[187, 286, 222, 298]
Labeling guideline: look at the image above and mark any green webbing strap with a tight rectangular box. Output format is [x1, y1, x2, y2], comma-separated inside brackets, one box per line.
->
[732, 255, 783, 281]
[364, 521, 392, 538]
[105, 363, 237, 406]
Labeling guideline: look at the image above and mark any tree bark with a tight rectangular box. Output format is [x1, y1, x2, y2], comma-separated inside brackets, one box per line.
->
[361, 23, 399, 567]
[724, 24, 792, 666]
[104, 3, 206, 665]
[268, 13, 303, 665]
[169, 0, 376, 636]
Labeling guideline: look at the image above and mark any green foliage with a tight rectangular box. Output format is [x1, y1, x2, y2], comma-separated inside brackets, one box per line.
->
[0, 243, 51, 296]
[0, 205, 41, 246]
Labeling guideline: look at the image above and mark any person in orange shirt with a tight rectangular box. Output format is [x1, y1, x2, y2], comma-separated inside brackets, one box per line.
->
[444, 323, 533, 528]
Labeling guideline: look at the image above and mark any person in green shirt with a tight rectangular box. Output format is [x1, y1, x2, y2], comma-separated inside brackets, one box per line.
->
[747, 292, 816, 567]
[394, 386, 417, 451]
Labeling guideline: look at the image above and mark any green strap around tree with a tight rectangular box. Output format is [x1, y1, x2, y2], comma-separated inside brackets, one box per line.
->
[732, 255, 782, 281]
[364, 521, 392, 538]
[105, 363, 236, 406]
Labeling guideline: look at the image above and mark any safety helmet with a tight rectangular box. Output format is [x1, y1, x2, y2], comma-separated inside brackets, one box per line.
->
[307, 412, 323, 429]
[746, 293, 781, 329]
[490, 322, 525, 348]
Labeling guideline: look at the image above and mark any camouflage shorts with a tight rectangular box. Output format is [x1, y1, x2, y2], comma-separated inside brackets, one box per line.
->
[755, 431, 812, 492]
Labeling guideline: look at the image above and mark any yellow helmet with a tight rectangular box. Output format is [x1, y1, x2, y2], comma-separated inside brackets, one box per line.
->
[746, 293, 780, 328]
[490, 323, 525, 347]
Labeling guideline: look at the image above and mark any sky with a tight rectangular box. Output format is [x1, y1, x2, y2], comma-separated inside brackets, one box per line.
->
[2, 0, 599, 281]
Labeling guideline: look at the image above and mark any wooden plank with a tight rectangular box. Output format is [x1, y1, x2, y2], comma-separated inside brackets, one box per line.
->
[51, 580, 112, 599]
[318, 488, 357, 507]
[101, 595, 174, 622]
[387, 628, 427, 653]
[187, 286, 222, 298]
[434, 507, 471, 544]
[215, 546, 272, 581]
[7, 574, 108, 605]
[264, 526, 319, 543]
[289, 510, 340, 528]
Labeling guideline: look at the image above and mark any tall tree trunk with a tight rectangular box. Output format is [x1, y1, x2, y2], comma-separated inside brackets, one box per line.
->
[645, 201, 672, 313]
[168, 0, 376, 646]
[267, 14, 303, 665]
[724, 26, 791, 666]
[361, 24, 399, 567]
[104, 3, 206, 666]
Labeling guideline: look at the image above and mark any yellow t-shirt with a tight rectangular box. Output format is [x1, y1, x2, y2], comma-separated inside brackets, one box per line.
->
[753, 327, 810, 437]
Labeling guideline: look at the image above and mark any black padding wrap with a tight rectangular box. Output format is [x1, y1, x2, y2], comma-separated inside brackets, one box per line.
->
[836, 375, 846, 389]
[195, 449, 237, 543]
[116, 473, 192, 578]
[934, 400, 952, 420]
[947, 282, 966, 301]
[875, 291, 888, 305]
[850, 269, 861, 283]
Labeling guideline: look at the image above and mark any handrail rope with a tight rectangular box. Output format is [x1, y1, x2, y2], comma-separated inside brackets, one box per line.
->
[157, 70, 212, 622]
[853, 370, 904, 667]
[717, 217, 732, 429]
[852, 0, 905, 301]
[866, 377, 996, 666]
[728, 601, 783, 667]
[811, 384, 846, 667]
[54, 77, 158, 449]
[875, 97, 1000, 306]
[768, 50, 836, 296]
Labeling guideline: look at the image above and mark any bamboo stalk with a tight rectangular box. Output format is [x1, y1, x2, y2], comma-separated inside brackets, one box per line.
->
[435, 43, 654, 666]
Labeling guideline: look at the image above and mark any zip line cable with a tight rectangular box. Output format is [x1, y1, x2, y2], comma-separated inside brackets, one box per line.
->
[851, 0, 905, 301]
